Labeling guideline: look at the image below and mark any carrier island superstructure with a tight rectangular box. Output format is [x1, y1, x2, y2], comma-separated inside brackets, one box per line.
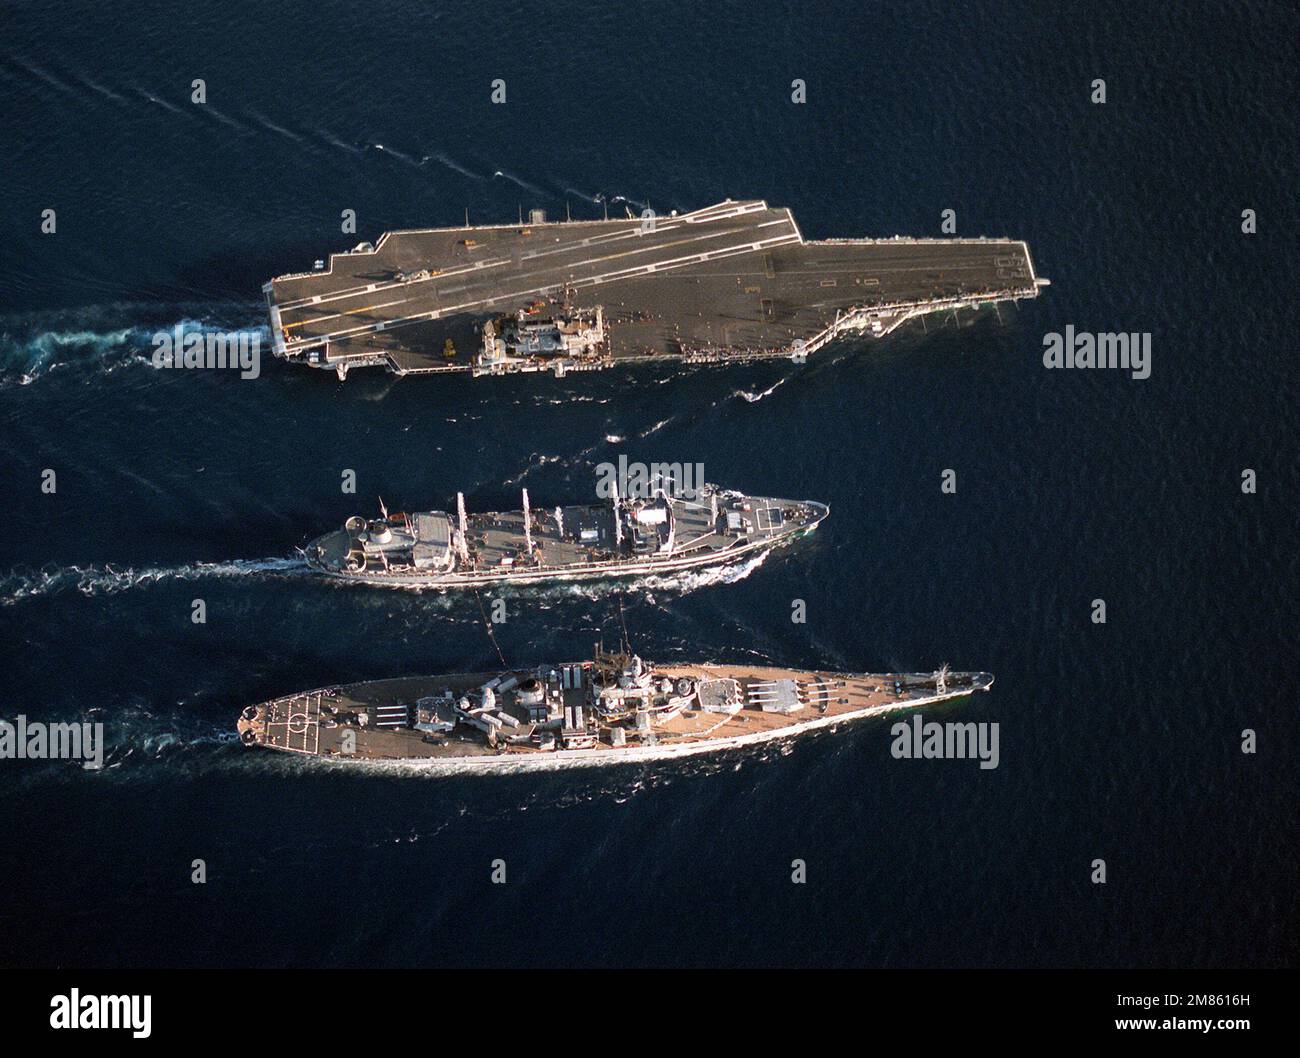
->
[238, 648, 993, 769]
[305, 482, 826, 588]
[264, 199, 1047, 379]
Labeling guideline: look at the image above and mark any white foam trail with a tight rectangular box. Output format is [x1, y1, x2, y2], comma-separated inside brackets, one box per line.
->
[638, 417, 674, 438]
[736, 376, 788, 403]
[136, 88, 184, 115]
[12, 59, 77, 96]
[500, 454, 562, 487]
[0, 556, 309, 605]
[0, 326, 142, 386]
[248, 110, 302, 142]
[202, 105, 248, 132]
[521, 547, 775, 603]
[319, 129, 362, 154]
[339, 545, 777, 605]
[282, 721, 808, 781]
[637, 546, 773, 592]
[425, 151, 481, 180]
[529, 394, 609, 405]
[492, 169, 547, 196]
[0, 314, 266, 387]
[75, 74, 128, 104]
[367, 142, 422, 166]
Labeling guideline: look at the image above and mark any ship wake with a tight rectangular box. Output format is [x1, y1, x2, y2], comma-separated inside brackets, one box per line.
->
[302, 729, 807, 781]
[369, 546, 777, 605]
[733, 376, 790, 404]
[0, 306, 266, 388]
[0, 556, 310, 605]
[637, 546, 773, 592]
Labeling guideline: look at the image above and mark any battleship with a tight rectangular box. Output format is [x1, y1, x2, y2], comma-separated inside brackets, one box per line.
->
[237, 648, 993, 769]
[264, 199, 1047, 379]
[304, 482, 826, 587]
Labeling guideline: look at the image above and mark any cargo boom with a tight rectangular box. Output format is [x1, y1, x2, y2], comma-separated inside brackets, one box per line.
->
[264, 200, 1047, 379]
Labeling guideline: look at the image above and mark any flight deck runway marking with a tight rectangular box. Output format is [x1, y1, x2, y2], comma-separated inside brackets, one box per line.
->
[283, 233, 804, 350]
[272, 206, 790, 318]
[271, 201, 773, 310]
[277, 216, 795, 325]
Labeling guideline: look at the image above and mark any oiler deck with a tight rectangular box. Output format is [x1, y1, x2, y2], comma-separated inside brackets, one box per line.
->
[306, 487, 827, 588]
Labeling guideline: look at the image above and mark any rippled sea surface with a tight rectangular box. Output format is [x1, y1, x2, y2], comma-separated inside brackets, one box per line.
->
[0, 0, 1294, 967]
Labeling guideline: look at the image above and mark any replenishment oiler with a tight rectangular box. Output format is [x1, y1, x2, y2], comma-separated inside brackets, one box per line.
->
[237, 648, 993, 769]
[264, 199, 1047, 379]
[304, 482, 827, 588]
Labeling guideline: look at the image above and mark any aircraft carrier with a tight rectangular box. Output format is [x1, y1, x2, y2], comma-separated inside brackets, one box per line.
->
[264, 199, 1047, 379]
[304, 482, 826, 588]
[237, 648, 992, 769]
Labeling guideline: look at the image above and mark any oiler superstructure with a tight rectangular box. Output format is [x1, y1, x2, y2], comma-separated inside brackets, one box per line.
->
[237, 649, 993, 770]
[303, 483, 827, 588]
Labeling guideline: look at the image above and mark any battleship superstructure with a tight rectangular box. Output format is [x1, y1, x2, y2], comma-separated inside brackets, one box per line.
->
[264, 199, 1047, 379]
[304, 483, 827, 588]
[238, 648, 993, 768]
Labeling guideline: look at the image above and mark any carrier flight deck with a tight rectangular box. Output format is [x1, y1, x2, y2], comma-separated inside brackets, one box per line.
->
[264, 199, 1047, 379]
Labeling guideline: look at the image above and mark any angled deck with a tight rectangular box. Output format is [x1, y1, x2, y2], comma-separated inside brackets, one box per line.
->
[264, 200, 1044, 376]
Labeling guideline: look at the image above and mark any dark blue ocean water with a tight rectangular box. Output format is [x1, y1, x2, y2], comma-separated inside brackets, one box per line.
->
[0, 0, 1294, 967]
